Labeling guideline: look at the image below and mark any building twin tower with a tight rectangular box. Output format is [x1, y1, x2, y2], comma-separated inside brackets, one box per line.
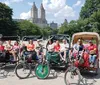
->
[30, 2, 47, 27]
[31, 2, 46, 20]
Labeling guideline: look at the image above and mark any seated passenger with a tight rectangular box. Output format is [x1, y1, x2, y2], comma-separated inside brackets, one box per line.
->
[0, 41, 5, 52]
[12, 41, 20, 59]
[47, 39, 54, 52]
[13, 41, 20, 52]
[5, 40, 17, 61]
[60, 39, 69, 61]
[54, 40, 64, 61]
[26, 40, 37, 60]
[54, 40, 60, 52]
[88, 41, 97, 67]
[0, 41, 5, 57]
[72, 39, 84, 59]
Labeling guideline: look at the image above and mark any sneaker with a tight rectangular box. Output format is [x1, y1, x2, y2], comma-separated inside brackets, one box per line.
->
[90, 64, 93, 67]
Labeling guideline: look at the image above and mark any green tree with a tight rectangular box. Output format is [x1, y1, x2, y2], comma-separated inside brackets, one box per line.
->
[58, 21, 68, 34]
[80, 0, 100, 19]
[0, 2, 17, 35]
[17, 20, 42, 36]
[41, 26, 53, 36]
[89, 11, 100, 33]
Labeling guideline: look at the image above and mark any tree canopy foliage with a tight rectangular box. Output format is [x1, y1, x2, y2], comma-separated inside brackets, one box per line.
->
[17, 20, 42, 36]
[0, 2, 18, 35]
[58, 0, 100, 35]
[80, 0, 100, 19]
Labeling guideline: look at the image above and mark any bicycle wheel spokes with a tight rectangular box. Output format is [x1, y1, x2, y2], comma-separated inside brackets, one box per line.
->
[35, 63, 50, 79]
[64, 67, 81, 85]
[15, 63, 31, 79]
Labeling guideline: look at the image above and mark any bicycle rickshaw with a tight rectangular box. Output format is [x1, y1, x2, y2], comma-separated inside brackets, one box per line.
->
[15, 35, 44, 79]
[72, 32, 99, 74]
[64, 32, 100, 85]
[35, 34, 70, 79]
[0, 35, 20, 76]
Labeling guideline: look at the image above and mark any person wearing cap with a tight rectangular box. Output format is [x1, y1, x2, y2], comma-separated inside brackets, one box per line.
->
[35, 39, 43, 61]
[88, 40, 97, 67]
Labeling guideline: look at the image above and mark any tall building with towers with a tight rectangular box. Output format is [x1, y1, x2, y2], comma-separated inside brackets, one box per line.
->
[30, 2, 47, 27]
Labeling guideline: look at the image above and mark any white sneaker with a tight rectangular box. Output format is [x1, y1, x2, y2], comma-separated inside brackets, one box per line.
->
[90, 64, 93, 67]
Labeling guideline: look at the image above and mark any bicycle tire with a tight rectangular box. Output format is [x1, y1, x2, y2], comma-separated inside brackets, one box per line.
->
[35, 63, 50, 79]
[64, 66, 81, 85]
[15, 63, 31, 79]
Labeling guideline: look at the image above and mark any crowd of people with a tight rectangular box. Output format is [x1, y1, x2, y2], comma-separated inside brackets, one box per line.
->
[72, 39, 97, 67]
[47, 39, 69, 62]
[0, 39, 43, 62]
[0, 40, 20, 62]
[0, 38, 98, 67]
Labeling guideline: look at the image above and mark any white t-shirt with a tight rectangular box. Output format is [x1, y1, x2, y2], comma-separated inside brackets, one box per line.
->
[60, 43, 69, 52]
[47, 43, 54, 52]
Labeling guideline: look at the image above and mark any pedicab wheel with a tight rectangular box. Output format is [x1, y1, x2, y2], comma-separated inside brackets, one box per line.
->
[15, 63, 31, 79]
[35, 63, 50, 79]
[64, 66, 81, 85]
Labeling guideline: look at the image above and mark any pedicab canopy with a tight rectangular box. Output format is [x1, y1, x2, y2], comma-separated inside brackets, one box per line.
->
[22, 35, 43, 41]
[49, 34, 70, 43]
[72, 32, 100, 45]
[0, 35, 20, 41]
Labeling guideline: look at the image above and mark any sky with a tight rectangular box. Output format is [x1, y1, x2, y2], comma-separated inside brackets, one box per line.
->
[0, 0, 85, 24]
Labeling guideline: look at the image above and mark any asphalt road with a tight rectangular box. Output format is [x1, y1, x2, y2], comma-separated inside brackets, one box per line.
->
[0, 64, 100, 85]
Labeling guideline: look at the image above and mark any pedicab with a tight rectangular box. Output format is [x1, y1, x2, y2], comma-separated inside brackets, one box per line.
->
[0, 35, 20, 76]
[0, 35, 20, 63]
[64, 32, 100, 85]
[35, 34, 70, 79]
[72, 32, 99, 74]
[15, 35, 44, 79]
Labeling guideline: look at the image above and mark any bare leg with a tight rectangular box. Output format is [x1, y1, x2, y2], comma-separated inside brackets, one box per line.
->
[11, 51, 17, 61]
[59, 52, 64, 60]
[64, 51, 66, 61]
